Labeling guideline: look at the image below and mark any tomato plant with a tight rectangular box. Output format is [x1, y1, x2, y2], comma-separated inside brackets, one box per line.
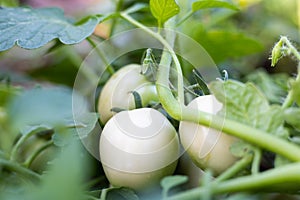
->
[1, 0, 300, 200]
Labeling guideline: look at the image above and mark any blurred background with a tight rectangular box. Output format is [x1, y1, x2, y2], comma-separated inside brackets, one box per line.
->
[0, 0, 299, 87]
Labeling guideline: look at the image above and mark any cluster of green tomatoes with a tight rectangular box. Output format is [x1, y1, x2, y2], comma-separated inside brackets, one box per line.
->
[97, 64, 238, 191]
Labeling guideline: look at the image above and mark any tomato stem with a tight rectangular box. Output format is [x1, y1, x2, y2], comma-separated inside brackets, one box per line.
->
[86, 37, 115, 75]
[109, 0, 124, 37]
[182, 107, 300, 162]
[176, 10, 193, 27]
[200, 170, 214, 200]
[215, 154, 253, 182]
[166, 162, 300, 200]
[251, 148, 261, 174]
[23, 140, 54, 168]
[282, 64, 300, 108]
[10, 133, 36, 161]
[120, 12, 185, 105]
[10, 127, 52, 161]
[0, 158, 40, 181]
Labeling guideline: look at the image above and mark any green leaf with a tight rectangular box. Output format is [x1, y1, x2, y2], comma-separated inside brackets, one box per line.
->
[211, 79, 293, 170]
[290, 78, 300, 106]
[73, 112, 99, 138]
[26, 140, 87, 200]
[0, 84, 20, 106]
[51, 128, 76, 147]
[0, 7, 101, 51]
[284, 107, 300, 131]
[0, 0, 18, 7]
[52, 112, 98, 147]
[192, 0, 239, 12]
[209, 80, 289, 155]
[245, 70, 289, 104]
[209, 80, 269, 123]
[193, 30, 263, 63]
[230, 140, 253, 157]
[100, 187, 139, 200]
[274, 155, 291, 168]
[7, 86, 86, 131]
[150, 0, 180, 27]
[161, 175, 188, 197]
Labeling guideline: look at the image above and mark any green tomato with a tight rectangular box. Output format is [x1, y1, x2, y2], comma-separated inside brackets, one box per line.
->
[179, 95, 238, 175]
[97, 64, 157, 124]
[99, 108, 179, 191]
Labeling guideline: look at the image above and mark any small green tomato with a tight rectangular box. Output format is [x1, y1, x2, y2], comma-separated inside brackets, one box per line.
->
[99, 108, 179, 191]
[179, 95, 238, 175]
[97, 64, 157, 124]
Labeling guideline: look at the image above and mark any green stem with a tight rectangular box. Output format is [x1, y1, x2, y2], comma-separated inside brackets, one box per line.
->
[251, 148, 261, 174]
[176, 10, 193, 27]
[182, 107, 300, 162]
[23, 140, 54, 168]
[200, 171, 214, 200]
[10, 134, 35, 161]
[85, 176, 106, 188]
[0, 158, 40, 181]
[84, 195, 99, 200]
[10, 127, 52, 161]
[109, 0, 124, 37]
[282, 92, 294, 109]
[120, 12, 185, 105]
[215, 154, 253, 182]
[166, 162, 300, 200]
[157, 20, 163, 34]
[86, 37, 115, 75]
[282, 64, 300, 108]
[64, 45, 99, 87]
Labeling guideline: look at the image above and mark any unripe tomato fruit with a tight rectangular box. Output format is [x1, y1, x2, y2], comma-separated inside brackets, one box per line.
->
[99, 108, 179, 191]
[179, 95, 238, 175]
[97, 64, 157, 124]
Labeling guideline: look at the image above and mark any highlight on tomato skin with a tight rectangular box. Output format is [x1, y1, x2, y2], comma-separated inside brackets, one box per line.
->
[179, 95, 239, 175]
[99, 108, 180, 191]
[97, 64, 158, 125]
